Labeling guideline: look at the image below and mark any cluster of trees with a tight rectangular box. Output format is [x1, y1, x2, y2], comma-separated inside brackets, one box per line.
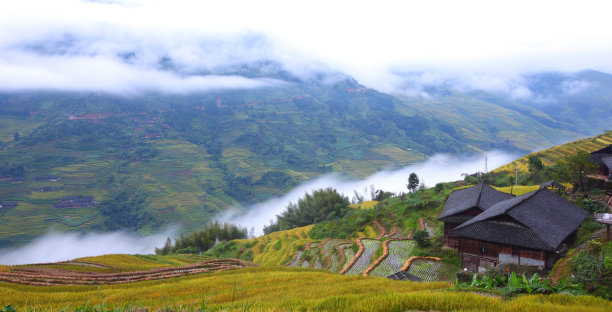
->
[466, 150, 598, 192]
[263, 187, 350, 235]
[155, 221, 248, 255]
[0, 162, 25, 177]
[23, 118, 130, 147]
[98, 190, 154, 231]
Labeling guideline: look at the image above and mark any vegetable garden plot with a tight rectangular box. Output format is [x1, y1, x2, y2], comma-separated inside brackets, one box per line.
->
[339, 243, 355, 265]
[369, 240, 415, 277]
[407, 259, 457, 282]
[287, 251, 302, 267]
[329, 253, 342, 272]
[314, 255, 323, 269]
[323, 239, 343, 255]
[345, 239, 380, 275]
[424, 222, 436, 237]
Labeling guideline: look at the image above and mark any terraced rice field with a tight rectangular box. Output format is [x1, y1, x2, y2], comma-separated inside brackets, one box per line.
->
[345, 239, 380, 275]
[340, 243, 356, 271]
[369, 240, 416, 277]
[407, 258, 457, 282]
[2, 262, 610, 311]
[495, 130, 612, 175]
[0, 259, 254, 286]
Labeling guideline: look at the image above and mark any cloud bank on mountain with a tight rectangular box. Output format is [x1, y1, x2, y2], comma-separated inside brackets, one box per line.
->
[1, 0, 611, 95]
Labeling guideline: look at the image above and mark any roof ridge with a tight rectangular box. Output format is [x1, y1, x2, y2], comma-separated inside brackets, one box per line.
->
[501, 188, 542, 214]
[475, 182, 485, 208]
[454, 188, 542, 230]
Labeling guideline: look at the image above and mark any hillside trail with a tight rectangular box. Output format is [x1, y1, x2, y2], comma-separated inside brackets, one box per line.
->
[549, 227, 609, 283]
[373, 220, 388, 239]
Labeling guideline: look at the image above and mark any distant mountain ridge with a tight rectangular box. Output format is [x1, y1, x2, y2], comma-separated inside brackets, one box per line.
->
[0, 66, 611, 247]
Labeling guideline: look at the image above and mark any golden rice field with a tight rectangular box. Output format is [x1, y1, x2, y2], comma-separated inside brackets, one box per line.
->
[495, 130, 612, 175]
[234, 225, 314, 267]
[493, 185, 541, 196]
[349, 200, 379, 210]
[1, 262, 611, 311]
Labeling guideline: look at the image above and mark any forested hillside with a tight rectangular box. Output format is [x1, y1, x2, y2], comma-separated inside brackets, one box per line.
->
[1, 69, 611, 247]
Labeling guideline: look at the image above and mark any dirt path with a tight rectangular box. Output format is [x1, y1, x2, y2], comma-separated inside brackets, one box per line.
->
[373, 220, 387, 239]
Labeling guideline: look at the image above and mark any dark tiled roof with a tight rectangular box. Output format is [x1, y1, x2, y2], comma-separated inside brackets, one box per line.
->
[452, 189, 587, 251]
[602, 157, 612, 171]
[540, 180, 566, 191]
[438, 183, 514, 221]
[591, 145, 612, 155]
[0, 202, 18, 208]
[590, 145, 612, 166]
[387, 271, 422, 281]
[450, 221, 551, 250]
[440, 215, 472, 224]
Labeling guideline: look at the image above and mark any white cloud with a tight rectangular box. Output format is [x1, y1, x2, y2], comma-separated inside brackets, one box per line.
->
[0, 151, 515, 263]
[1, 0, 611, 94]
[561, 80, 591, 95]
[0, 51, 287, 94]
[0, 228, 176, 265]
[218, 150, 517, 235]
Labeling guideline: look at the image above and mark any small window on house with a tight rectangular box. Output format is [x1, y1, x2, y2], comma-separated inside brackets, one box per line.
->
[480, 243, 487, 254]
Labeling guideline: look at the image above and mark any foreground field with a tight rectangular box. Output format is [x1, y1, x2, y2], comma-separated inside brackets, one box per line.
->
[0, 255, 611, 311]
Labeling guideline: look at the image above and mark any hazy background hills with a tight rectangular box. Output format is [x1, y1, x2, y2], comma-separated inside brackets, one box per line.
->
[2, 1, 612, 248]
[1, 65, 611, 247]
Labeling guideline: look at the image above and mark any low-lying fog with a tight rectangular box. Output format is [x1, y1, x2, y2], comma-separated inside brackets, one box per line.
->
[0, 230, 176, 265]
[219, 150, 516, 235]
[0, 151, 516, 265]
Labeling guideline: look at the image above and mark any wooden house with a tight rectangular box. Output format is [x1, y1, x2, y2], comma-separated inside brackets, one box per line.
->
[53, 196, 96, 209]
[590, 145, 612, 179]
[449, 188, 587, 273]
[438, 183, 515, 249]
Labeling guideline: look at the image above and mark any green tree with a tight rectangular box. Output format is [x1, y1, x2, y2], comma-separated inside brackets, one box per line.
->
[407, 172, 419, 193]
[99, 190, 153, 231]
[155, 222, 247, 255]
[554, 150, 597, 192]
[263, 187, 350, 234]
[527, 154, 544, 173]
[413, 230, 430, 248]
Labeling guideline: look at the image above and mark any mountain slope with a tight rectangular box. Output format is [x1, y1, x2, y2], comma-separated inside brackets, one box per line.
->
[1, 69, 611, 247]
[494, 130, 612, 175]
[0, 77, 472, 247]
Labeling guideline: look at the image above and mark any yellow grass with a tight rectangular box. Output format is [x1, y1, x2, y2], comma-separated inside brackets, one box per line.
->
[349, 200, 379, 209]
[355, 225, 379, 238]
[74, 254, 173, 271]
[234, 225, 314, 267]
[493, 185, 540, 196]
[1, 266, 610, 311]
[455, 184, 572, 196]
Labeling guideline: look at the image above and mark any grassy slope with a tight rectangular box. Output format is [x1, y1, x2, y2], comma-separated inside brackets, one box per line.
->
[400, 93, 584, 152]
[1, 262, 611, 311]
[235, 225, 314, 267]
[494, 130, 612, 175]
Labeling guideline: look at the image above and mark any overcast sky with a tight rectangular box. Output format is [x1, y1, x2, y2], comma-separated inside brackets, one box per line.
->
[1, 0, 611, 94]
